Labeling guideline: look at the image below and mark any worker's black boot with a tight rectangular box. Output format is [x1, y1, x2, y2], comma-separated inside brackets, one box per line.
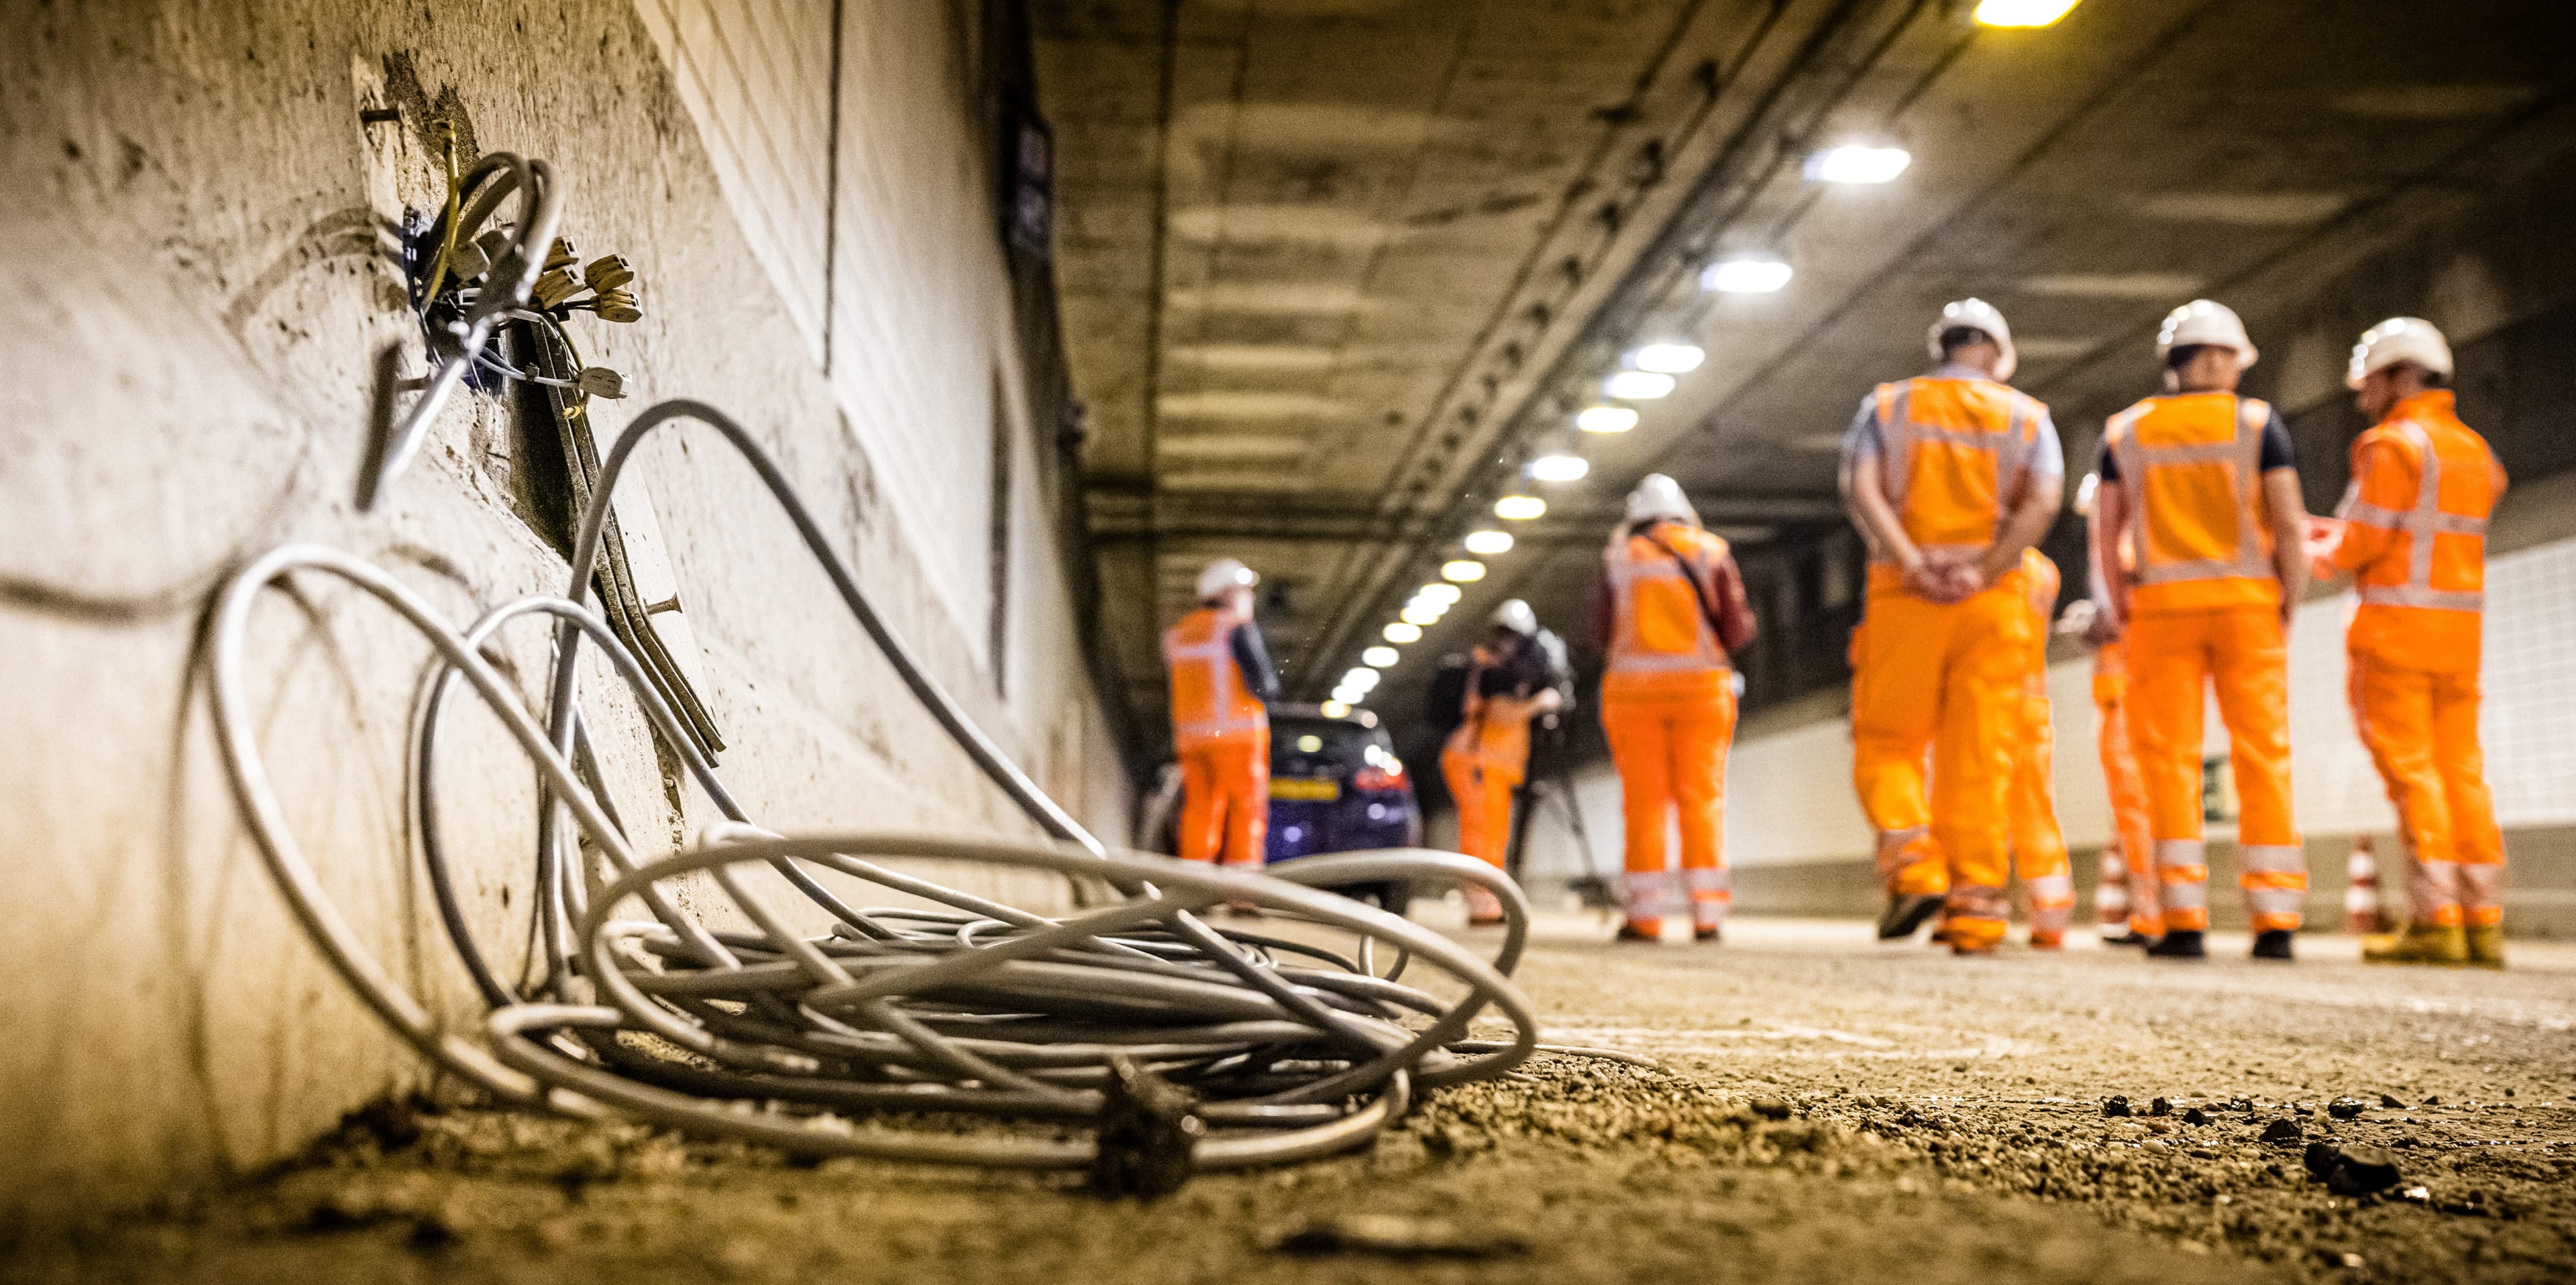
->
[2145, 929, 2207, 960]
[2251, 929, 2296, 961]
[1877, 893, 1945, 940]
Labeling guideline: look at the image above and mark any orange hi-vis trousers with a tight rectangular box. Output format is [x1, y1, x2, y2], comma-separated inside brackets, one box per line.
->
[2125, 606, 2304, 932]
[1851, 566, 2033, 952]
[1441, 743, 1522, 870]
[1601, 674, 1736, 936]
[1177, 730, 1269, 869]
[2348, 651, 2502, 929]
[2007, 691, 2074, 942]
[2092, 642, 2161, 936]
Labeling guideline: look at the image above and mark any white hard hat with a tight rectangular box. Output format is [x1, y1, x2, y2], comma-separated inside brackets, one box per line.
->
[2346, 317, 2453, 388]
[2072, 471, 2100, 518]
[1195, 557, 1257, 602]
[1624, 473, 1700, 526]
[2156, 298, 2257, 368]
[1491, 598, 1538, 637]
[1927, 298, 2017, 381]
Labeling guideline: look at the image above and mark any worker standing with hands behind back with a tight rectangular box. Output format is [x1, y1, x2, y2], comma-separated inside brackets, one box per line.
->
[1595, 475, 1754, 943]
[1440, 598, 1571, 925]
[2093, 300, 2310, 962]
[2310, 319, 2508, 968]
[1164, 559, 1280, 872]
[1840, 299, 2064, 955]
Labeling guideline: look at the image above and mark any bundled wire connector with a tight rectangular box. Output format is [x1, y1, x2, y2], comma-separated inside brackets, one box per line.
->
[209, 399, 1556, 1182]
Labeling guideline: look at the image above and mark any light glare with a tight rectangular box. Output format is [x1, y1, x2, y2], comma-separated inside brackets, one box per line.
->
[1806, 146, 1912, 185]
[1320, 700, 1350, 718]
[1462, 528, 1515, 555]
[1383, 622, 1422, 643]
[1629, 343, 1705, 374]
[1974, 0, 2079, 27]
[1441, 559, 1487, 583]
[1702, 258, 1794, 293]
[1362, 646, 1399, 668]
[1604, 371, 1677, 400]
[1576, 405, 1639, 433]
[1418, 583, 1462, 605]
[1528, 453, 1590, 483]
[1494, 494, 1547, 520]
[1401, 604, 1441, 626]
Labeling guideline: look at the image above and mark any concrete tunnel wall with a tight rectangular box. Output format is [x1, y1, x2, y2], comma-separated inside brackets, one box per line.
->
[0, 2, 1130, 1225]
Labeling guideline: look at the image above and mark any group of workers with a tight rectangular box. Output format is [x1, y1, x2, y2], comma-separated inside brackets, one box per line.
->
[1842, 298, 2506, 967]
[1160, 295, 2509, 970]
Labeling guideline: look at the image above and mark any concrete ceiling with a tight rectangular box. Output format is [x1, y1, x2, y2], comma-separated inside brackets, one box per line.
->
[1034, 0, 2576, 744]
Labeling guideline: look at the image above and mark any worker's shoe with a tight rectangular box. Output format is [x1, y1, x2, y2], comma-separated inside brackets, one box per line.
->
[2100, 930, 2153, 948]
[1878, 893, 1945, 940]
[2467, 925, 2506, 970]
[2145, 929, 2207, 960]
[1615, 921, 1662, 944]
[2362, 921, 2469, 966]
[1694, 925, 1723, 944]
[2250, 929, 2296, 962]
[2029, 929, 2064, 950]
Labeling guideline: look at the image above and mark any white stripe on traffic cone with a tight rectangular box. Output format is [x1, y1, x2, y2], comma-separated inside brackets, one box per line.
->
[2343, 836, 2387, 935]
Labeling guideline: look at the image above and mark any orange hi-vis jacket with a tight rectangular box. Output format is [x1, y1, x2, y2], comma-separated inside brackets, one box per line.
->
[1603, 524, 1736, 701]
[2323, 390, 2504, 673]
[1163, 604, 1266, 748]
[1870, 375, 2051, 570]
[2102, 393, 2281, 616]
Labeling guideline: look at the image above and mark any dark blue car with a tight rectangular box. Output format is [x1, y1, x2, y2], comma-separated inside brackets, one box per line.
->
[1264, 707, 1419, 912]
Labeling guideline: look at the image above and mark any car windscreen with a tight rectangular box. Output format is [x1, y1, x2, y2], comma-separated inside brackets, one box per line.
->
[1269, 719, 1386, 775]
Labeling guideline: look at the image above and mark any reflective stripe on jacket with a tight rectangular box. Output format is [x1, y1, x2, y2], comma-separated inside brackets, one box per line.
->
[2328, 390, 2503, 671]
[1164, 605, 1266, 742]
[1605, 524, 1733, 680]
[1874, 376, 2048, 559]
[2105, 392, 2279, 615]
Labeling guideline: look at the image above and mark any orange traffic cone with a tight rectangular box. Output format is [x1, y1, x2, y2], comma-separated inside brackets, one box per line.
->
[2096, 840, 2132, 932]
[2344, 836, 2388, 935]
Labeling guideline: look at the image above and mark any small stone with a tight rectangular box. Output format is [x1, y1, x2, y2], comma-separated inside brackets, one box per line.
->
[2149, 1097, 2172, 1116]
[2328, 1099, 2367, 1120]
[2182, 1108, 2210, 1126]
[2401, 1186, 2430, 1204]
[2145, 1119, 2174, 1135]
[2102, 1097, 2132, 1118]
[2261, 1119, 2303, 1144]
[1273, 1215, 1529, 1259]
[2326, 1144, 2402, 1195]
[1750, 1097, 1793, 1121]
[2304, 1141, 2341, 1177]
[2422, 1095, 2443, 1105]
[2379, 1093, 2406, 1109]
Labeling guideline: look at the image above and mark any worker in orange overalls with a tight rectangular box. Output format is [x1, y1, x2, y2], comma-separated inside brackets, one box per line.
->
[1839, 300, 2064, 955]
[1595, 474, 1755, 942]
[2006, 546, 2075, 947]
[1163, 558, 1281, 871]
[2308, 319, 2508, 968]
[2063, 475, 2159, 946]
[2093, 300, 2310, 962]
[1440, 598, 1569, 924]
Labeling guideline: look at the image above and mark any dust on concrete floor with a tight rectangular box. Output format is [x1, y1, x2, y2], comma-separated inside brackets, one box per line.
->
[15, 917, 2576, 1284]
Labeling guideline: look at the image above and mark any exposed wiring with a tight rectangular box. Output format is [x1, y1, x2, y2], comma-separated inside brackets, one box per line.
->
[210, 397, 1574, 1180]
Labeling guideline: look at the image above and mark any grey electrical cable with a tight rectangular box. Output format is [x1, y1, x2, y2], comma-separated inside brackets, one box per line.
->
[207, 397, 1581, 1177]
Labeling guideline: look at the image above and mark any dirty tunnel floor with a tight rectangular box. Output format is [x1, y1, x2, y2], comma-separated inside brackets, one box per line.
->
[19, 917, 2576, 1284]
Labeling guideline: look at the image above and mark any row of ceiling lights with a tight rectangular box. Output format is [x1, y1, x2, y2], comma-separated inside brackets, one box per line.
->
[1320, 0, 2082, 717]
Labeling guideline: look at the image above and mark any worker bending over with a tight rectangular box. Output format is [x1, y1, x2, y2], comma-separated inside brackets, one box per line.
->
[1594, 474, 1754, 942]
[2310, 319, 2508, 968]
[2007, 547, 2075, 948]
[1840, 299, 2064, 955]
[2094, 300, 2309, 962]
[1163, 559, 1281, 869]
[1440, 599, 1571, 924]
[2063, 476, 2160, 945]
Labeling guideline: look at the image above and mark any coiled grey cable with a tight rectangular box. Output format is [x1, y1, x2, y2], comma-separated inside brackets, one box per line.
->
[207, 397, 1562, 1176]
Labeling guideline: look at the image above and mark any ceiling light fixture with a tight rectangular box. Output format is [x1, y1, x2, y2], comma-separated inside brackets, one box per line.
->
[1494, 493, 1546, 521]
[1603, 370, 1676, 400]
[1418, 583, 1462, 605]
[1627, 342, 1705, 374]
[1528, 451, 1589, 483]
[1701, 257, 1794, 293]
[1805, 145, 1911, 184]
[1463, 528, 1515, 555]
[1342, 667, 1381, 690]
[1974, 0, 2080, 27]
[1401, 603, 1442, 626]
[1441, 559, 1487, 583]
[1576, 405, 1639, 433]
[1362, 645, 1399, 668]
[1383, 622, 1422, 644]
